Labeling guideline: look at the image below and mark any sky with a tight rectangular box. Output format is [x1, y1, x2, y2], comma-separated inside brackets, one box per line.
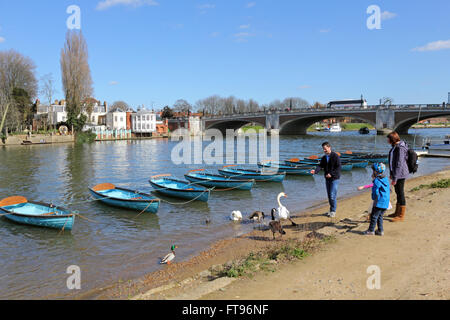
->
[0, 0, 449, 109]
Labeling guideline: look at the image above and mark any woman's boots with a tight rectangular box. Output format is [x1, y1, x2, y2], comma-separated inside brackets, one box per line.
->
[391, 205, 406, 222]
[387, 204, 401, 218]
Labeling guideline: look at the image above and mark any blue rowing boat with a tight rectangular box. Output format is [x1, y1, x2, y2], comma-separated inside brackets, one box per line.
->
[89, 183, 160, 213]
[258, 162, 315, 176]
[0, 196, 75, 231]
[149, 175, 210, 202]
[218, 166, 286, 182]
[184, 170, 255, 191]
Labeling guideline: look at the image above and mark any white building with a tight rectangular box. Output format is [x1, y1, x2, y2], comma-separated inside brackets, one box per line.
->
[131, 109, 157, 134]
[189, 116, 202, 136]
[106, 108, 127, 130]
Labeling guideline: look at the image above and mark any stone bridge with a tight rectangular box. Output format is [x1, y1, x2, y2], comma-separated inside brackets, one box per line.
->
[169, 105, 450, 135]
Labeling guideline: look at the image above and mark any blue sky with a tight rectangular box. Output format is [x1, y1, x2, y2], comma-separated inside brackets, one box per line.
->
[0, 0, 449, 109]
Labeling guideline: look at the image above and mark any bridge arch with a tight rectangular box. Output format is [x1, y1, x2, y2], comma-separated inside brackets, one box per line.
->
[205, 119, 266, 134]
[279, 114, 377, 135]
[394, 112, 450, 134]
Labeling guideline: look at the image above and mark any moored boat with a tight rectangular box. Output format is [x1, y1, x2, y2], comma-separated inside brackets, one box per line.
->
[184, 170, 255, 191]
[149, 174, 211, 202]
[218, 166, 286, 182]
[89, 183, 160, 213]
[0, 196, 75, 230]
[258, 162, 315, 176]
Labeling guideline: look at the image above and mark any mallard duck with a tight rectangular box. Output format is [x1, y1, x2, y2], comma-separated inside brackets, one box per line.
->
[230, 210, 243, 221]
[269, 208, 286, 240]
[160, 245, 178, 265]
[275, 192, 297, 226]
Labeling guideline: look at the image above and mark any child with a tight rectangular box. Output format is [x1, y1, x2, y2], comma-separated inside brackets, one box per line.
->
[359, 163, 391, 236]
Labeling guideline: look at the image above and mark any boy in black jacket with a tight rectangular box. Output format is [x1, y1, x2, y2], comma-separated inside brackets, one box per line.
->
[311, 142, 342, 217]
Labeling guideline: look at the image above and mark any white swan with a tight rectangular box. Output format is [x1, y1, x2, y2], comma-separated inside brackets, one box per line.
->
[276, 192, 297, 226]
[230, 210, 243, 221]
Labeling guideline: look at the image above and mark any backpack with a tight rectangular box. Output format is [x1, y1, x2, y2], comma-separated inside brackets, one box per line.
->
[406, 145, 419, 174]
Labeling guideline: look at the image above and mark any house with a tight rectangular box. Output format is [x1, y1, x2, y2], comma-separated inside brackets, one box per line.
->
[106, 108, 127, 130]
[131, 108, 157, 135]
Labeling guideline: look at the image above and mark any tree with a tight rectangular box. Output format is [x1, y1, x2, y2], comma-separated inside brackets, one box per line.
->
[110, 100, 130, 112]
[60, 30, 94, 132]
[173, 99, 192, 114]
[282, 97, 310, 110]
[0, 49, 38, 133]
[381, 97, 394, 106]
[40, 73, 57, 129]
[161, 106, 174, 119]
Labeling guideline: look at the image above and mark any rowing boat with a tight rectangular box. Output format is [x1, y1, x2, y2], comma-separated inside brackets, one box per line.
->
[89, 183, 160, 213]
[149, 175, 210, 202]
[258, 162, 315, 176]
[0, 196, 75, 230]
[184, 170, 255, 191]
[218, 166, 286, 182]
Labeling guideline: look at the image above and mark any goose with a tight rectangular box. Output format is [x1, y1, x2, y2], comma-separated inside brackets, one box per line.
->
[160, 245, 178, 265]
[269, 208, 286, 240]
[275, 192, 297, 226]
[230, 210, 243, 221]
[249, 211, 265, 223]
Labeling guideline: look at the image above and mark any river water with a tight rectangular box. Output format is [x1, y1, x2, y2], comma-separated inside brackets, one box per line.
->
[0, 128, 449, 299]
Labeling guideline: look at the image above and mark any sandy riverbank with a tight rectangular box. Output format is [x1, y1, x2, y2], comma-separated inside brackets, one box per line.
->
[91, 169, 450, 300]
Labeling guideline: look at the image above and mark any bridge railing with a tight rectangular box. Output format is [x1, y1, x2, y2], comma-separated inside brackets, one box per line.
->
[199, 104, 448, 120]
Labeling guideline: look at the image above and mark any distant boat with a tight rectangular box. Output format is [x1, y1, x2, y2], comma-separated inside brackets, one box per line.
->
[149, 175, 210, 202]
[258, 162, 315, 176]
[359, 127, 370, 134]
[184, 170, 255, 191]
[89, 183, 160, 213]
[329, 123, 342, 132]
[424, 135, 450, 156]
[0, 196, 75, 230]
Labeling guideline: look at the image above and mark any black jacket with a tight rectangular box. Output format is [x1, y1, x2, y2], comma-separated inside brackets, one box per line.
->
[314, 152, 341, 180]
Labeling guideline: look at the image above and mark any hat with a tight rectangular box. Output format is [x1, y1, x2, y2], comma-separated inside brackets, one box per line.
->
[372, 162, 386, 174]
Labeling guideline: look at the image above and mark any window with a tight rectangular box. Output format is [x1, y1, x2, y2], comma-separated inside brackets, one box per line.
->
[120, 117, 123, 122]
[147, 115, 150, 121]
[147, 124, 150, 129]
[115, 116, 118, 122]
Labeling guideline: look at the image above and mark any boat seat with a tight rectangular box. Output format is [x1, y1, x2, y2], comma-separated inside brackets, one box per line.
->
[0, 196, 28, 207]
[131, 197, 143, 200]
[92, 183, 116, 192]
[43, 212, 57, 216]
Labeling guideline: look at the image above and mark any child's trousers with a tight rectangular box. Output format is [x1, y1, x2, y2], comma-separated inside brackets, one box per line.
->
[369, 207, 386, 232]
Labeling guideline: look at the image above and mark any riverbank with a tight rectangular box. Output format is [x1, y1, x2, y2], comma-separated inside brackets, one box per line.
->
[90, 169, 450, 300]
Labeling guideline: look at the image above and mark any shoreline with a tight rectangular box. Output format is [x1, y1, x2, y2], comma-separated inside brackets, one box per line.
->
[84, 168, 450, 300]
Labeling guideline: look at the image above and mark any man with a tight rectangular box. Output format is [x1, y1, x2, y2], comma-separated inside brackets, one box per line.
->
[311, 142, 342, 217]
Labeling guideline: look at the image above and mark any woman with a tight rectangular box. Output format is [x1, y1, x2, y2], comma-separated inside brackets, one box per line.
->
[387, 131, 409, 222]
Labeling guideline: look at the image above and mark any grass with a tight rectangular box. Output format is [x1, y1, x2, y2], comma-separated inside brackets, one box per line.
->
[410, 179, 450, 192]
[308, 123, 374, 132]
[215, 235, 334, 279]
[75, 131, 97, 144]
[241, 125, 265, 133]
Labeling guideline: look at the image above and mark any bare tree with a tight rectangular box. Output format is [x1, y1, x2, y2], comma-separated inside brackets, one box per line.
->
[0, 49, 37, 133]
[173, 99, 192, 114]
[40, 73, 57, 130]
[110, 100, 130, 112]
[381, 97, 394, 106]
[282, 97, 310, 110]
[60, 30, 94, 132]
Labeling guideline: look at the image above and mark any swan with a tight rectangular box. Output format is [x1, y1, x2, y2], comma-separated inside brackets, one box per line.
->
[160, 245, 178, 265]
[276, 192, 298, 226]
[269, 208, 286, 240]
[230, 210, 243, 221]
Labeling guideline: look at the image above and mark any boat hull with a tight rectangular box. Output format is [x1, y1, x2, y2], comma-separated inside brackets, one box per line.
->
[0, 202, 75, 230]
[258, 163, 315, 176]
[184, 173, 254, 190]
[89, 188, 160, 213]
[149, 178, 210, 202]
[218, 168, 285, 182]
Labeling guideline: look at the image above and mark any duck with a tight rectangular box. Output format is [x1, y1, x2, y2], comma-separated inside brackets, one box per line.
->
[160, 245, 178, 265]
[275, 192, 297, 226]
[269, 208, 286, 240]
[230, 210, 243, 221]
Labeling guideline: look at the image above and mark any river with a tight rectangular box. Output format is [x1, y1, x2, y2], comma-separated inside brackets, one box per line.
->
[0, 128, 449, 299]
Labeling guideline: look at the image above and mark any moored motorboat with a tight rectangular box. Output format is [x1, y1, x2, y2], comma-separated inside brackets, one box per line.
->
[89, 183, 160, 213]
[184, 170, 255, 191]
[0, 196, 75, 230]
[149, 174, 211, 202]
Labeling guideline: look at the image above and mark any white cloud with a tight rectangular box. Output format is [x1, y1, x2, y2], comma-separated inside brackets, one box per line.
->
[319, 29, 331, 33]
[298, 85, 311, 89]
[210, 32, 220, 38]
[246, 2, 256, 8]
[239, 24, 250, 29]
[381, 11, 397, 20]
[234, 32, 254, 43]
[109, 81, 119, 86]
[0, 37, 5, 43]
[96, 0, 158, 11]
[412, 40, 450, 52]
[198, 4, 215, 10]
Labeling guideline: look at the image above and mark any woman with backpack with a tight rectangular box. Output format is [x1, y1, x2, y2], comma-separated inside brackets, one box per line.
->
[387, 131, 409, 222]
